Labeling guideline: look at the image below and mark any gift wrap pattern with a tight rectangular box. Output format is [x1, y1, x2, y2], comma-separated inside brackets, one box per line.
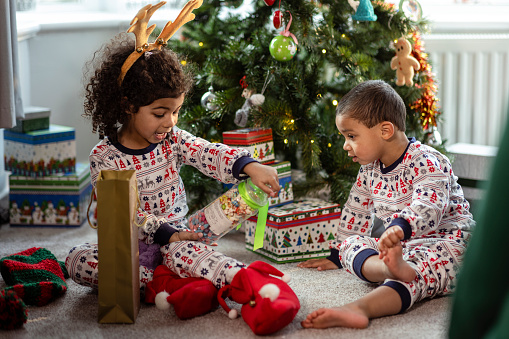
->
[245, 199, 341, 263]
[9, 163, 93, 227]
[4, 124, 76, 177]
[223, 127, 275, 164]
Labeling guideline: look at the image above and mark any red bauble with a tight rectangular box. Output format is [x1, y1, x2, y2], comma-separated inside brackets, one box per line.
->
[263, 0, 275, 5]
[273, 10, 283, 29]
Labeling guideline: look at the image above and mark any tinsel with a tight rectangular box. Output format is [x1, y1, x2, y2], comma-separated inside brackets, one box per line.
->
[410, 31, 441, 130]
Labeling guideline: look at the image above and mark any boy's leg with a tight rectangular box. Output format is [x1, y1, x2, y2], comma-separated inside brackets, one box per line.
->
[301, 285, 401, 329]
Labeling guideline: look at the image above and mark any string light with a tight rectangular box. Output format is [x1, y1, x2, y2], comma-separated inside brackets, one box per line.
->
[328, 143, 332, 147]
[199, 42, 204, 47]
[332, 100, 338, 106]
[284, 139, 288, 144]
[180, 60, 187, 66]
[311, 140, 314, 143]
[322, 49, 327, 54]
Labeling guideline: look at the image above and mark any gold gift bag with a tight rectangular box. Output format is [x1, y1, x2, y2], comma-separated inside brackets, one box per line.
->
[95, 170, 140, 324]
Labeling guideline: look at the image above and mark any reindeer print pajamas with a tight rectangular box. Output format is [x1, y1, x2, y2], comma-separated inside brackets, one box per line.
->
[66, 127, 252, 290]
[329, 139, 475, 312]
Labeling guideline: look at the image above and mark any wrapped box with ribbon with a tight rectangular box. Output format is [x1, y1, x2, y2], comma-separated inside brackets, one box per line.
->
[188, 178, 269, 250]
[245, 199, 341, 263]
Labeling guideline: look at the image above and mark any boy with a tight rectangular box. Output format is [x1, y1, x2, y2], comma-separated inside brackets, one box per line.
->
[298, 80, 475, 329]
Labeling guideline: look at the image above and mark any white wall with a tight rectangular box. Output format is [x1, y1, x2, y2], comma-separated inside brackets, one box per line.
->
[24, 25, 120, 163]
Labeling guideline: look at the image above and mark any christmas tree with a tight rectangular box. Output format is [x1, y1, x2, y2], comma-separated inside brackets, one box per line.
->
[170, 0, 440, 211]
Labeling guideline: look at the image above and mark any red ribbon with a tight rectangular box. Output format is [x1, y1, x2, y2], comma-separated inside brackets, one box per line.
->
[280, 11, 298, 45]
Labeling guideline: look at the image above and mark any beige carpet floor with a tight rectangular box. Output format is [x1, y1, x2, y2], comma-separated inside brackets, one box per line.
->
[0, 223, 450, 338]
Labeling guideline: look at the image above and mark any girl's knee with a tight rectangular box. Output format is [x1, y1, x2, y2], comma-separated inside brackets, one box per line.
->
[66, 243, 99, 288]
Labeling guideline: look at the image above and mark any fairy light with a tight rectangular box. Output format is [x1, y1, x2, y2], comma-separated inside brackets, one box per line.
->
[284, 139, 288, 144]
[332, 100, 338, 106]
[322, 49, 327, 54]
[341, 34, 346, 38]
[181, 60, 187, 66]
[290, 119, 294, 124]
[328, 143, 332, 147]
[311, 140, 315, 143]
[199, 42, 204, 47]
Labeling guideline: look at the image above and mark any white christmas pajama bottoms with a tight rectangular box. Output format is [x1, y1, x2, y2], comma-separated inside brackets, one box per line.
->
[65, 241, 246, 291]
[338, 234, 466, 312]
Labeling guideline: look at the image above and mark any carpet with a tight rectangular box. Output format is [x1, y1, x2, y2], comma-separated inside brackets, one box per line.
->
[0, 223, 450, 338]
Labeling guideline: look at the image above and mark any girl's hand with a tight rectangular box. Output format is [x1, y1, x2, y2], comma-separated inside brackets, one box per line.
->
[242, 162, 280, 197]
[169, 231, 203, 243]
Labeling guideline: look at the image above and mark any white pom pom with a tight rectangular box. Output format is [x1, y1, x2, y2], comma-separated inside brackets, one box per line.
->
[250, 94, 265, 106]
[281, 273, 291, 283]
[228, 309, 238, 319]
[258, 283, 280, 302]
[155, 291, 171, 310]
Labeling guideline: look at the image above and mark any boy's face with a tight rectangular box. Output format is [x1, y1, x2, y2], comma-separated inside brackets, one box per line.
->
[121, 94, 185, 149]
[336, 115, 383, 165]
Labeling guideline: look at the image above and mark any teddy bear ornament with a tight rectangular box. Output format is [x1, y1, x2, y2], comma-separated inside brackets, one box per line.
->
[390, 37, 420, 86]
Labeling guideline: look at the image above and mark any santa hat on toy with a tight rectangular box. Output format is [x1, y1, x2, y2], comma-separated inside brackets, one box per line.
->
[217, 261, 300, 335]
[145, 265, 219, 320]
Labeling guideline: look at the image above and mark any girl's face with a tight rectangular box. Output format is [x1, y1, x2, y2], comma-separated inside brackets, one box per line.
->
[336, 115, 384, 166]
[119, 94, 185, 149]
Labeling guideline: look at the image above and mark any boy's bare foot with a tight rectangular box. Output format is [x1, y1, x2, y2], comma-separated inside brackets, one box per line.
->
[382, 243, 416, 282]
[297, 258, 338, 271]
[301, 304, 369, 329]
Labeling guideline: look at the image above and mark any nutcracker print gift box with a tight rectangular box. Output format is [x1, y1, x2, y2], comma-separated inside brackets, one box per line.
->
[222, 127, 275, 164]
[9, 163, 93, 227]
[245, 198, 341, 263]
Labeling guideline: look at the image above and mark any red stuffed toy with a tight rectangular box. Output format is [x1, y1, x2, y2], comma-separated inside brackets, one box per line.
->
[145, 265, 219, 320]
[217, 261, 300, 335]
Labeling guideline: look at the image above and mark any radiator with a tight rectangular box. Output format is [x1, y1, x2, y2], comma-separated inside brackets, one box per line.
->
[424, 33, 509, 146]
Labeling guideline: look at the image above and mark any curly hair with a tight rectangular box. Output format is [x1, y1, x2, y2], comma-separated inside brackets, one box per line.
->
[336, 80, 406, 132]
[83, 33, 194, 139]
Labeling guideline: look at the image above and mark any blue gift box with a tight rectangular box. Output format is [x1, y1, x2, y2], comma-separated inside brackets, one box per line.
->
[4, 124, 76, 177]
[9, 163, 93, 227]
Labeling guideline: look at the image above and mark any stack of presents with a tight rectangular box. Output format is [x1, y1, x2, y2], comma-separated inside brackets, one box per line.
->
[223, 127, 342, 263]
[4, 107, 92, 227]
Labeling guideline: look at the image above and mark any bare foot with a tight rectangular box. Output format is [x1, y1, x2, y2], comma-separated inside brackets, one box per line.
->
[297, 258, 338, 271]
[301, 304, 369, 329]
[382, 243, 416, 282]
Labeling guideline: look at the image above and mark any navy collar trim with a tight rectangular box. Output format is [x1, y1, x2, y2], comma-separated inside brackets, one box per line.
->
[379, 137, 416, 174]
[111, 140, 159, 155]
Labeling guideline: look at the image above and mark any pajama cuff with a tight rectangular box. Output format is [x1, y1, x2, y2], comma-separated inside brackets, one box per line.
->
[382, 280, 412, 313]
[326, 248, 343, 269]
[352, 248, 379, 282]
[233, 156, 258, 180]
[154, 222, 179, 245]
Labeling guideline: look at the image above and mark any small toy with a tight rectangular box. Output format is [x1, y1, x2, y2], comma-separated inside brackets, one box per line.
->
[234, 87, 265, 127]
[391, 37, 420, 86]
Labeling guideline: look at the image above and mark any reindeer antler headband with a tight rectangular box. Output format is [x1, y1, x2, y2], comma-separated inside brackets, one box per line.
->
[118, 0, 203, 85]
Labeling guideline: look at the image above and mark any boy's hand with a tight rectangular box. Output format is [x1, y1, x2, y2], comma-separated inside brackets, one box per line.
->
[297, 258, 339, 271]
[378, 226, 404, 259]
[169, 231, 203, 243]
[242, 162, 280, 198]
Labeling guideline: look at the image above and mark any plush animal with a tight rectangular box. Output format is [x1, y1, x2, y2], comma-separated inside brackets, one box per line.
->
[234, 88, 265, 127]
[391, 37, 420, 86]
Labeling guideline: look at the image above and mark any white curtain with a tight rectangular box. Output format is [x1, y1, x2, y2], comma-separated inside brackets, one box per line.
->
[0, 0, 24, 128]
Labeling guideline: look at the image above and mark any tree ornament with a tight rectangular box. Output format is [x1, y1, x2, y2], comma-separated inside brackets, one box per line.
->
[269, 11, 298, 62]
[399, 0, 423, 22]
[273, 10, 283, 29]
[263, 0, 275, 6]
[424, 126, 442, 147]
[390, 37, 420, 86]
[201, 86, 219, 111]
[351, 0, 377, 21]
[234, 74, 273, 127]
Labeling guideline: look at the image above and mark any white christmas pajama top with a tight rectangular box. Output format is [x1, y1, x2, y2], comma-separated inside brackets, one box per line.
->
[330, 139, 476, 311]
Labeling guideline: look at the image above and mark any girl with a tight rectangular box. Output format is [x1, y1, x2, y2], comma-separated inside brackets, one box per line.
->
[65, 31, 299, 333]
